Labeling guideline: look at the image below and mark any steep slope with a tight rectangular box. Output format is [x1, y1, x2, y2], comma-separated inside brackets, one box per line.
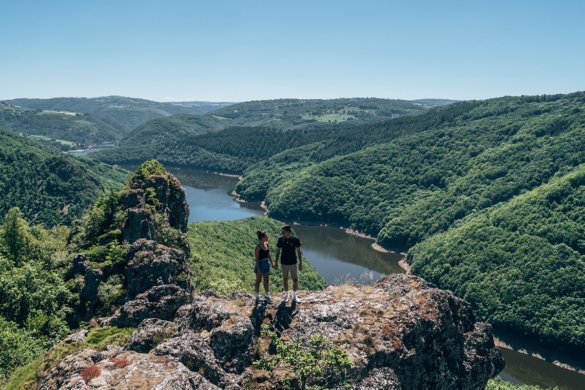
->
[236, 92, 585, 348]
[408, 164, 585, 348]
[4, 96, 233, 133]
[0, 102, 121, 148]
[0, 130, 126, 225]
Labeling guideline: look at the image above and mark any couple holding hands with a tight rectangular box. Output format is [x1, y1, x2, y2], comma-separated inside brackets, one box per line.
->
[254, 225, 302, 304]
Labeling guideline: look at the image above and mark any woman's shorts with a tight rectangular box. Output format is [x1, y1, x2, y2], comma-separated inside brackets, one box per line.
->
[254, 258, 271, 275]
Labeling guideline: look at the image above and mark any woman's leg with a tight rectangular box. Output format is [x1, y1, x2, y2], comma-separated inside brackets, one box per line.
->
[263, 274, 270, 293]
[255, 273, 262, 294]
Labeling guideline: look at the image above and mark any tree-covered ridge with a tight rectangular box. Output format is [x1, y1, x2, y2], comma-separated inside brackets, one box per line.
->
[209, 97, 430, 128]
[0, 131, 126, 226]
[4, 96, 233, 134]
[188, 216, 326, 295]
[235, 92, 585, 348]
[94, 99, 460, 173]
[238, 93, 585, 241]
[0, 102, 121, 149]
[408, 165, 585, 348]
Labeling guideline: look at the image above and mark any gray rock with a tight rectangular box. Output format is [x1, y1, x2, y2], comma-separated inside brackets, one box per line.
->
[125, 318, 180, 353]
[154, 331, 237, 388]
[125, 239, 191, 298]
[210, 317, 255, 374]
[122, 208, 157, 243]
[108, 284, 191, 328]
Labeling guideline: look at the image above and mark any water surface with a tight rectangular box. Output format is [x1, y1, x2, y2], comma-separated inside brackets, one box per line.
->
[160, 165, 585, 389]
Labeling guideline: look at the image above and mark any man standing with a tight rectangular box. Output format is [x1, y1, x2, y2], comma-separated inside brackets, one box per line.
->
[275, 225, 303, 303]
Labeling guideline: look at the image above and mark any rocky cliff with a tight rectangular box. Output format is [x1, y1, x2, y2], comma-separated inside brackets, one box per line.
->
[31, 275, 504, 389]
[25, 161, 504, 389]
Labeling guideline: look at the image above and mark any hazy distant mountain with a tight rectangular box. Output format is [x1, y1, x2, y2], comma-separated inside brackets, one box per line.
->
[0, 102, 121, 149]
[411, 98, 458, 106]
[95, 97, 431, 167]
[3, 96, 233, 134]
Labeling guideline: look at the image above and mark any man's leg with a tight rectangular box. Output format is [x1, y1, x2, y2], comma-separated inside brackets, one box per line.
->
[291, 265, 300, 302]
[282, 265, 291, 301]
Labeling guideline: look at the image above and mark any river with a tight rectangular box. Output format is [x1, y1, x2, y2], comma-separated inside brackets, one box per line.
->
[161, 166, 585, 390]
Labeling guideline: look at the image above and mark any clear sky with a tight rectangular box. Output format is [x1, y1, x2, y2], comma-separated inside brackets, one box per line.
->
[1, 0, 584, 101]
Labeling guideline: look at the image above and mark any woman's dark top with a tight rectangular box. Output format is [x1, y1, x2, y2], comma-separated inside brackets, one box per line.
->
[257, 244, 270, 259]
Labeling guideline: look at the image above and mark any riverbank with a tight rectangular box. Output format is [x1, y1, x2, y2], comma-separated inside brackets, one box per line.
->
[211, 169, 585, 384]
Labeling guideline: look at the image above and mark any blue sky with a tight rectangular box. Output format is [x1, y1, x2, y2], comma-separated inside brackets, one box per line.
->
[1, 0, 584, 101]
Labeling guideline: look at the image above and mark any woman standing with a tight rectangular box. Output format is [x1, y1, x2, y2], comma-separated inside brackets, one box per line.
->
[255, 230, 274, 303]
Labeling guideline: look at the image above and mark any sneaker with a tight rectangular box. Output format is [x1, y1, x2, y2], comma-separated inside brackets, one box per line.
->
[282, 291, 290, 302]
[265, 293, 272, 304]
[255, 293, 262, 302]
[293, 292, 300, 303]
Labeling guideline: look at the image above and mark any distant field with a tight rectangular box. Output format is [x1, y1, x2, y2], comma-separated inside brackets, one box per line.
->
[301, 112, 355, 122]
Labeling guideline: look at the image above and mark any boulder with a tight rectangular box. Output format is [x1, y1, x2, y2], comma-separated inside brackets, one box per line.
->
[125, 239, 191, 298]
[122, 208, 157, 243]
[107, 284, 191, 328]
[125, 318, 180, 353]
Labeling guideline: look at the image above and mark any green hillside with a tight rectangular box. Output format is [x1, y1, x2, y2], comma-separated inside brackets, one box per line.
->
[0, 130, 126, 226]
[209, 97, 428, 128]
[4, 96, 233, 133]
[95, 98, 437, 170]
[0, 102, 121, 148]
[235, 92, 585, 348]
[410, 165, 585, 348]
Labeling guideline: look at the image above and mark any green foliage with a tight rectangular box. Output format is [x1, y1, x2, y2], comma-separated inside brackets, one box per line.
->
[129, 159, 168, 183]
[4, 96, 231, 134]
[96, 275, 124, 316]
[409, 166, 585, 347]
[0, 130, 126, 226]
[0, 102, 121, 148]
[0, 208, 31, 265]
[187, 217, 326, 295]
[0, 317, 44, 386]
[485, 378, 557, 390]
[0, 215, 75, 386]
[254, 325, 352, 389]
[95, 98, 430, 170]
[4, 326, 134, 390]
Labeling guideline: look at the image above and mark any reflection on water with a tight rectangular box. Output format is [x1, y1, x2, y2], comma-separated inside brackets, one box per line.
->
[171, 168, 264, 223]
[293, 224, 404, 285]
[134, 164, 585, 389]
[499, 348, 585, 389]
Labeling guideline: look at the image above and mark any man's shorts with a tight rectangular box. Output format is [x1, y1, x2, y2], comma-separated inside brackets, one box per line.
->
[281, 264, 298, 279]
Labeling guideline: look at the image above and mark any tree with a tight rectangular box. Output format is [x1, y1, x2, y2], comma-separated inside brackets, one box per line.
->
[1, 208, 31, 266]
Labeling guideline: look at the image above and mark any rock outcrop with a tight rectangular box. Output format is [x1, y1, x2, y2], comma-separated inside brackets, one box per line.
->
[36, 274, 503, 389]
[37, 162, 503, 389]
[65, 160, 192, 324]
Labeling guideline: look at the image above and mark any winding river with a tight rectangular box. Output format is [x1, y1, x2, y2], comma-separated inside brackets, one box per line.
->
[157, 166, 585, 390]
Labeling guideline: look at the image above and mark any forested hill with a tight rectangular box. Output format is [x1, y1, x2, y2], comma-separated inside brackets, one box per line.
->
[4, 96, 232, 133]
[409, 164, 585, 348]
[208, 97, 430, 128]
[0, 102, 121, 149]
[0, 130, 126, 225]
[235, 91, 585, 349]
[94, 97, 440, 169]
